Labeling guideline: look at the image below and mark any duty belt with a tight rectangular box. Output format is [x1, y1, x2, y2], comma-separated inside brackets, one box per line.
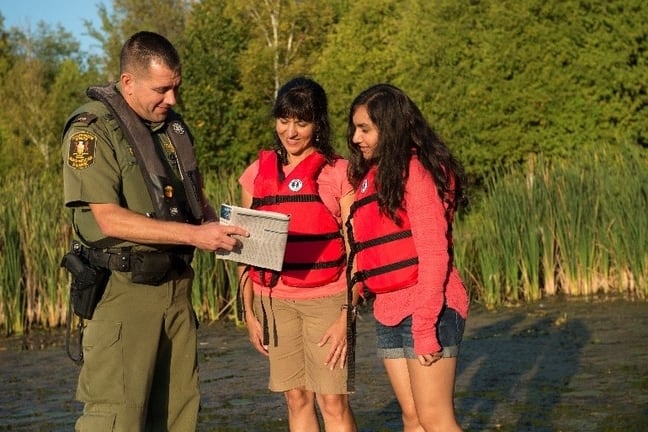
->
[82, 247, 132, 271]
[75, 242, 193, 272]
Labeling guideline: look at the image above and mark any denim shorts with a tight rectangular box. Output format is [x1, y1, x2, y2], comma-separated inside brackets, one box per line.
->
[376, 307, 465, 359]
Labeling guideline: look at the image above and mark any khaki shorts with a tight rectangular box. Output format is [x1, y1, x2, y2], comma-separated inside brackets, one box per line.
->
[254, 291, 351, 395]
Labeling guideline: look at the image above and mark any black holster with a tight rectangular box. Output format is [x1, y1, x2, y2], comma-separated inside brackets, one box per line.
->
[60, 245, 110, 319]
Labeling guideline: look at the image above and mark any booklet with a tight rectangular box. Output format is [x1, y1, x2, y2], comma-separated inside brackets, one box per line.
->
[216, 204, 290, 271]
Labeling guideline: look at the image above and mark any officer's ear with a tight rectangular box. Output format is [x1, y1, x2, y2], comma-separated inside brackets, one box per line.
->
[121, 72, 135, 95]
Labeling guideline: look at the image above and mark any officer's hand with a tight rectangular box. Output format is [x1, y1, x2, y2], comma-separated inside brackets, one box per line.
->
[195, 221, 248, 252]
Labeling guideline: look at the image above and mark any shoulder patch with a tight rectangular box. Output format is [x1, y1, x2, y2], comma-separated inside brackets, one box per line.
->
[67, 132, 97, 169]
[70, 112, 98, 127]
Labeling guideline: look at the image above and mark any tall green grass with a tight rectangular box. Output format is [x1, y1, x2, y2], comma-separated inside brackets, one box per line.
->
[17, 174, 71, 329]
[0, 202, 24, 335]
[455, 147, 648, 308]
[194, 173, 243, 323]
[597, 151, 648, 295]
[1, 148, 646, 333]
[0, 173, 71, 335]
[0, 172, 246, 335]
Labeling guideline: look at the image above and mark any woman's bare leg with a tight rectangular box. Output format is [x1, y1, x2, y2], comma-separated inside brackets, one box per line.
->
[408, 357, 462, 432]
[285, 387, 319, 432]
[383, 358, 424, 432]
[316, 393, 357, 432]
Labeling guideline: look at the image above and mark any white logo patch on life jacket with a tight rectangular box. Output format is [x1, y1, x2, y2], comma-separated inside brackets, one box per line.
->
[288, 179, 303, 192]
[360, 178, 369, 193]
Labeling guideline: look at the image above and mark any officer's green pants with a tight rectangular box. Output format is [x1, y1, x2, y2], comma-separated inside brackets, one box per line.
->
[74, 268, 199, 432]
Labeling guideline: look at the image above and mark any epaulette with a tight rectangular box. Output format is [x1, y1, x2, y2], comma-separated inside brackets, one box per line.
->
[70, 112, 99, 126]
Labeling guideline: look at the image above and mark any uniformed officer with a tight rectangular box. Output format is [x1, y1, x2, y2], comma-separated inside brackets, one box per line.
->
[61, 31, 247, 432]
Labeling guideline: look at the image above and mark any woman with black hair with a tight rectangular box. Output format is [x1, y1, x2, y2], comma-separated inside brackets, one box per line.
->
[346, 83, 468, 432]
[239, 76, 357, 432]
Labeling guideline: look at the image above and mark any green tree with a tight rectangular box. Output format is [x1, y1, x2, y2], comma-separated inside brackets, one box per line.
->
[88, 0, 190, 79]
[0, 15, 16, 73]
[226, 0, 345, 168]
[417, 0, 648, 180]
[314, 0, 648, 183]
[313, 0, 405, 154]
[0, 16, 16, 174]
[0, 23, 99, 175]
[180, 0, 248, 173]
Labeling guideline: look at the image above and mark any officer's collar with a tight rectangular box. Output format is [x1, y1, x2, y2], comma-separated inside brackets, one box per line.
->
[146, 120, 165, 132]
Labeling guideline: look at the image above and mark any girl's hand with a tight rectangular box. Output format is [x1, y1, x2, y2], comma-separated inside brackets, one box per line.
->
[417, 351, 443, 366]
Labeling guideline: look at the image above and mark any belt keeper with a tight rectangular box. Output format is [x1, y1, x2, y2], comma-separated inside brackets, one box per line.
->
[117, 254, 129, 271]
[341, 304, 358, 319]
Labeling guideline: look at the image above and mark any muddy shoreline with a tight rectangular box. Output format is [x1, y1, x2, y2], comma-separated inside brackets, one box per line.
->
[1, 297, 647, 431]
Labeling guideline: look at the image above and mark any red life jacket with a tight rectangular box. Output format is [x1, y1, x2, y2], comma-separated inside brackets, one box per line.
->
[348, 165, 419, 294]
[249, 150, 346, 287]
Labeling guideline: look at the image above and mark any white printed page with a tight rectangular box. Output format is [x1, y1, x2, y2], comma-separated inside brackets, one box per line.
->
[216, 204, 290, 271]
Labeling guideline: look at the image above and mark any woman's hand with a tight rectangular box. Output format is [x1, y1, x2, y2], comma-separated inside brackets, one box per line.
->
[245, 311, 269, 357]
[319, 311, 349, 370]
[417, 351, 443, 366]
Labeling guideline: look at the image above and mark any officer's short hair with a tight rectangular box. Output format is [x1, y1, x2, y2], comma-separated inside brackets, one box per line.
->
[120, 31, 181, 76]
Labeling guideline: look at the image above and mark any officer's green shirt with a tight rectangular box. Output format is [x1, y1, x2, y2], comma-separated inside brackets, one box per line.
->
[62, 93, 187, 249]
